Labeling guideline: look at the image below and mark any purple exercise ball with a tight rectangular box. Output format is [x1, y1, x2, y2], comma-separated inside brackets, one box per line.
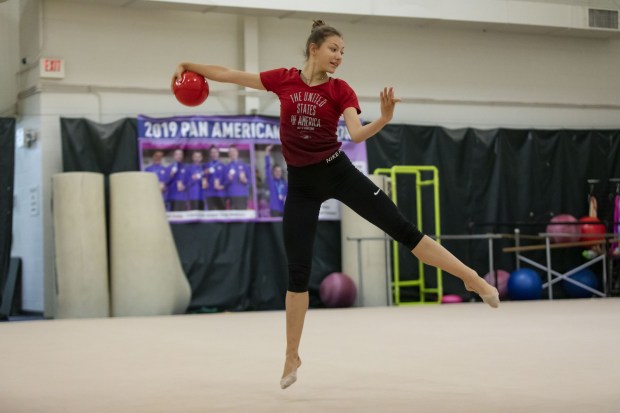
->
[319, 272, 357, 308]
[483, 269, 510, 299]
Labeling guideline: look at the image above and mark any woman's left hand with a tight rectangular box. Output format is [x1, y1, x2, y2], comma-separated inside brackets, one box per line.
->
[379, 87, 401, 122]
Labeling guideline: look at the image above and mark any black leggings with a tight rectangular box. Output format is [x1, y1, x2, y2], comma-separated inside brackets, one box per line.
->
[283, 150, 424, 293]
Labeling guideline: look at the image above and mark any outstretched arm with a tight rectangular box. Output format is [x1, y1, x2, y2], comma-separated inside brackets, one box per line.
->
[171, 62, 266, 91]
[265, 145, 273, 186]
[343, 87, 400, 143]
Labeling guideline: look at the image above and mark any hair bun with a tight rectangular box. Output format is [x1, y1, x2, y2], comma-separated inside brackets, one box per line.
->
[312, 20, 326, 30]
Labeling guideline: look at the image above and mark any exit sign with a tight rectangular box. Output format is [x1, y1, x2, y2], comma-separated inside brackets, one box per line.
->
[40, 58, 65, 79]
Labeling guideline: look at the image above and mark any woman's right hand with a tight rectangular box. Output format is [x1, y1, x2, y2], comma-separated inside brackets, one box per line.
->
[170, 63, 266, 90]
[171, 63, 186, 92]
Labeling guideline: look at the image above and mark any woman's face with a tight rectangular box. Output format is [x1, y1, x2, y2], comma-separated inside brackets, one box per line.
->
[312, 35, 344, 74]
[173, 149, 184, 162]
[273, 166, 283, 179]
[210, 147, 219, 160]
[192, 151, 203, 164]
[152, 151, 163, 163]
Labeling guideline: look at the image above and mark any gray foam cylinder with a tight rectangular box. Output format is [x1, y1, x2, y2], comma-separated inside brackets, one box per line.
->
[341, 174, 390, 307]
[110, 172, 191, 317]
[52, 172, 110, 318]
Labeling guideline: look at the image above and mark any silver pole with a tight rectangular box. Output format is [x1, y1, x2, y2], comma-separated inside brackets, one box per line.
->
[488, 236, 494, 281]
[514, 228, 521, 269]
[384, 237, 393, 307]
[545, 235, 553, 300]
[602, 249, 608, 297]
[356, 239, 364, 307]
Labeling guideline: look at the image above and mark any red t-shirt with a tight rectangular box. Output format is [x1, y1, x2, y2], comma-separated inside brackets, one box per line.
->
[260, 67, 361, 167]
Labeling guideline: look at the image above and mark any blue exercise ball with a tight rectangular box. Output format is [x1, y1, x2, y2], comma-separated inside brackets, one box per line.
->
[508, 268, 542, 300]
[562, 269, 598, 298]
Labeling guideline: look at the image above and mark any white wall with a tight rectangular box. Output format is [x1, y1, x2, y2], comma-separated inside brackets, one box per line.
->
[0, 0, 19, 115]
[30, 0, 620, 127]
[40, 1, 243, 120]
[11, 95, 43, 312]
[7, 0, 620, 313]
[260, 16, 620, 128]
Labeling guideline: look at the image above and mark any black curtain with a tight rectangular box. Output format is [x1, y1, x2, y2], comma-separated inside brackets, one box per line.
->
[0, 118, 16, 307]
[171, 220, 340, 311]
[61, 118, 620, 306]
[61, 117, 140, 173]
[59, 117, 341, 311]
[368, 126, 620, 297]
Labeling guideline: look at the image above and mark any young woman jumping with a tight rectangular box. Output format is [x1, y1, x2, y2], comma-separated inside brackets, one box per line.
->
[172, 19, 499, 390]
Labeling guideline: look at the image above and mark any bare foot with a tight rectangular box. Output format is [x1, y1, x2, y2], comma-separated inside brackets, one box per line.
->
[280, 355, 302, 389]
[464, 275, 500, 309]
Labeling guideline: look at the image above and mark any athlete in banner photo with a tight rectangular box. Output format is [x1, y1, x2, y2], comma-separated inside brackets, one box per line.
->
[265, 145, 287, 217]
[224, 145, 251, 210]
[203, 145, 227, 210]
[172, 19, 500, 390]
[166, 148, 189, 211]
[187, 150, 207, 211]
[144, 150, 169, 208]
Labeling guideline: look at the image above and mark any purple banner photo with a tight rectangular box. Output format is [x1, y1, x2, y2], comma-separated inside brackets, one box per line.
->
[138, 114, 367, 223]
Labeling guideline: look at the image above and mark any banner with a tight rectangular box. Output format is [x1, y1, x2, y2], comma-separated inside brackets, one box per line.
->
[138, 115, 367, 223]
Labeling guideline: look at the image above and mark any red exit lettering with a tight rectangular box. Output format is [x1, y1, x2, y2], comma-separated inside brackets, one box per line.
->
[44, 59, 62, 72]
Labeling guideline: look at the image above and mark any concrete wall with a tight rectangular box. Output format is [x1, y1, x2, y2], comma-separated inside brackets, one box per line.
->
[11, 95, 43, 312]
[0, 0, 19, 116]
[4, 0, 620, 313]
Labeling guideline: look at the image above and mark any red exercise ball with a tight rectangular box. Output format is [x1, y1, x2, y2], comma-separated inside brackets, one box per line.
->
[546, 214, 580, 244]
[578, 216, 606, 242]
[319, 272, 357, 308]
[173, 71, 209, 106]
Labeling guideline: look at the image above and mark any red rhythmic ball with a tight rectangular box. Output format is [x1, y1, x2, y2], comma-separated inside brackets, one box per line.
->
[173, 71, 209, 106]
[578, 216, 606, 242]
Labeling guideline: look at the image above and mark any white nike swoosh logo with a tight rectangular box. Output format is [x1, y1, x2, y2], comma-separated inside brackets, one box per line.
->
[373, 189, 380, 195]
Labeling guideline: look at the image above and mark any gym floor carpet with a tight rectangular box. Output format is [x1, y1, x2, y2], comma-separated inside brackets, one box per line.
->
[1, 299, 618, 412]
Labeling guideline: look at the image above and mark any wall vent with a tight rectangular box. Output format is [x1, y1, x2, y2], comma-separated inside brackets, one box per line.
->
[588, 8, 619, 30]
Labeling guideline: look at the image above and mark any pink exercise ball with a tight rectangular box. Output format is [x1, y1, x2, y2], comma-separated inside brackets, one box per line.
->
[319, 272, 357, 308]
[546, 214, 580, 243]
[483, 269, 510, 299]
[441, 294, 463, 304]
